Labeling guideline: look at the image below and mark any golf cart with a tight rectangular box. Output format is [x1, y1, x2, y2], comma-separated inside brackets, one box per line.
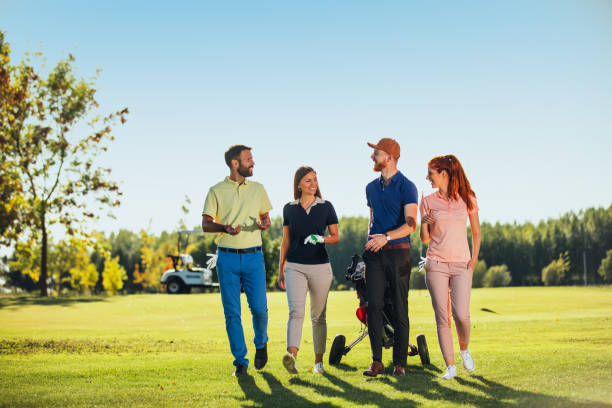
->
[160, 229, 219, 294]
[160, 253, 218, 294]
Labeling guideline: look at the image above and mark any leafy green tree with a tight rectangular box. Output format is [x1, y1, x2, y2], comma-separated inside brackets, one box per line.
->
[266, 217, 284, 241]
[541, 252, 571, 286]
[9, 239, 40, 286]
[597, 249, 612, 283]
[0, 157, 22, 242]
[262, 230, 281, 288]
[9, 235, 97, 294]
[0, 32, 27, 243]
[0, 32, 128, 296]
[483, 265, 512, 287]
[102, 256, 127, 294]
[133, 230, 166, 291]
[108, 229, 141, 292]
[70, 263, 98, 294]
[67, 237, 99, 294]
[472, 260, 487, 288]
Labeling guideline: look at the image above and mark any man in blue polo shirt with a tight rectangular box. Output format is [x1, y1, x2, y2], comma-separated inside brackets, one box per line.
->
[362, 138, 418, 378]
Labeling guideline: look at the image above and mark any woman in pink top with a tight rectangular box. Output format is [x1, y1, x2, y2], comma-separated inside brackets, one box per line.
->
[419, 154, 481, 380]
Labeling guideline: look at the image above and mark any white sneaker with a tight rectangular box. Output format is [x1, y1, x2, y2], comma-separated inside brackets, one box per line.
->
[442, 365, 457, 380]
[313, 362, 325, 374]
[460, 349, 475, 372]
[282, 353, 298, 374]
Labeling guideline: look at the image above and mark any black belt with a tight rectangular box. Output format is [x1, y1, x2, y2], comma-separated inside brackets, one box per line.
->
[382, 242, 411, 251]
[218, 246, 262, 254]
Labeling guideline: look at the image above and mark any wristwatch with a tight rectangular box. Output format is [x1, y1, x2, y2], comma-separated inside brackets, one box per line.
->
[385, 234, 391, 241]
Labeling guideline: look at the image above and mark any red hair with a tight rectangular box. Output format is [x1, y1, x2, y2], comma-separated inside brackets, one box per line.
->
[428, 155, 476, 212]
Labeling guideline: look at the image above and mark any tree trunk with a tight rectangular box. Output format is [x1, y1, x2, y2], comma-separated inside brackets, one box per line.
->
[40, 213, 48, 297]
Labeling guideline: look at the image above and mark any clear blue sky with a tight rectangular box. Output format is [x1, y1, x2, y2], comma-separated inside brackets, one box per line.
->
[2, 1, 611, 234]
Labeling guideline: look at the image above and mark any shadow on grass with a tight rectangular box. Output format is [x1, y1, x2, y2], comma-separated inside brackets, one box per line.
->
[237, 372, 339, 408]
[334, 358, 442, 373]
[448, 375, 612, 408]
[0, 296, 107, 309]
[240, 362, 612, 408]
[332, 363, 359, 373]
[387, 368, 611, 408]
[291, 370, 420, 408]
[423, 363, 443, 373]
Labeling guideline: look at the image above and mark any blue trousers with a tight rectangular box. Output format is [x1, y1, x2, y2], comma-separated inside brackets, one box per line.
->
[216, 248, 269, 367]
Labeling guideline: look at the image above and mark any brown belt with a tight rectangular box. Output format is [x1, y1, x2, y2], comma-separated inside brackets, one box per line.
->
[382, 242, 411, 250]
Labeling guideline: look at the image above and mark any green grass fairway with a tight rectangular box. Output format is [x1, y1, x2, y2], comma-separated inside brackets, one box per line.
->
[1, 287, 611, 407]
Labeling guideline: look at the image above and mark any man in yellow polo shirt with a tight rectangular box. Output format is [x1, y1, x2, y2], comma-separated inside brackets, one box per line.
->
[202, 145, 272, 377]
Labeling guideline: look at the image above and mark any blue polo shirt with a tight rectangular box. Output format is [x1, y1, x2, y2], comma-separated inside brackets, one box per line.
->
[366, 171, 418, 244]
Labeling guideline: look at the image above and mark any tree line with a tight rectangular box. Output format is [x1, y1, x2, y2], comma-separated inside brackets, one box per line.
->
[3, 204, 611, 295]
[1, 31, 611, 295]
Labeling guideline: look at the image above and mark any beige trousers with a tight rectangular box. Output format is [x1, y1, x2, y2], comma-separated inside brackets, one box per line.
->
[425, 259, 472, 365]
[285, 262, 333, 354]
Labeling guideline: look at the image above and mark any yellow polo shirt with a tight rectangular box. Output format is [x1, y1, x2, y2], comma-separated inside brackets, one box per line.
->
[202, 177, 273, 249]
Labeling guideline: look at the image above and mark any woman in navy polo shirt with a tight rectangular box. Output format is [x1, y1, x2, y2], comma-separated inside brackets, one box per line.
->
[278, 166, 340, 374]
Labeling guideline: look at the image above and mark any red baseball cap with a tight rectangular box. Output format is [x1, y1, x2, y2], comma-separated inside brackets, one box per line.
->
[367, 138, 400, 159]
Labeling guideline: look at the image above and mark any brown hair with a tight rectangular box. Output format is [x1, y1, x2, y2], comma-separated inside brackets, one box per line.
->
[293, 166, 322, 200]
[428, 154, 476, 211]
[224, 145, 251, 168]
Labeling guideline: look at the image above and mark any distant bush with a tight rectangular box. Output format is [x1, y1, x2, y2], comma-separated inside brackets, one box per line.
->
[542, 252, 570, 286]
[598, 249, 612, 283]
[524, 274, 542, 286]
[472, 260, 487, 288]
[483, 265, 512, 287]
[102, 256, 127, 295]
[410, 266, 426, 290]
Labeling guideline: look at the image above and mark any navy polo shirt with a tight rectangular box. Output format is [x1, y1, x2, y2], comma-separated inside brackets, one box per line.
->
[366, 171, 418, 244]
[283, 198, 339, 264]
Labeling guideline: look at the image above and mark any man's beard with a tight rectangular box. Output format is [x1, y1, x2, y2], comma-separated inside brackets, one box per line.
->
[238, 165, 253, 178]
[373, 161, 386, 172]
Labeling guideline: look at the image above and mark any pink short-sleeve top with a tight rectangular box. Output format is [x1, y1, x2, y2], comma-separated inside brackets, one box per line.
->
[420, 191, 478, 263]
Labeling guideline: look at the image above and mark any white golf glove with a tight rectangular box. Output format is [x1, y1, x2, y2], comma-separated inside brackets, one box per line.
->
[418, 256, 427, 272]
[206, 253, 218, 270]
[304, 234, 324, 245]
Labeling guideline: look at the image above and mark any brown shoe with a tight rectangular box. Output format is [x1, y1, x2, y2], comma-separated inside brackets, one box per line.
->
[363, 361, 385, 377]
[393, 365, 406, 377]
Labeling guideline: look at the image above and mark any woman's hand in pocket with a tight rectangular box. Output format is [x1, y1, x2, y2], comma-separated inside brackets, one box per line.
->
[467, 258, 476, 272]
